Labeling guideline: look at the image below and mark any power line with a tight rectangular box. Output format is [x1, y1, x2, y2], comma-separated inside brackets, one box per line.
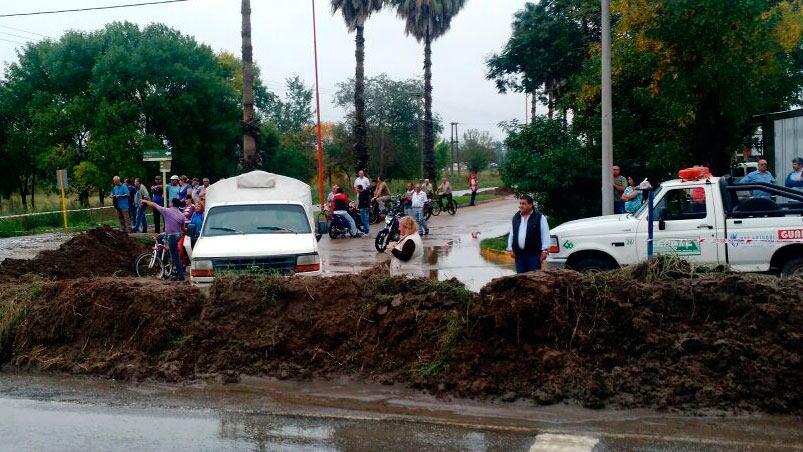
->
[0, 24, 51, 38]
[0, 30, 38, 41]
[0, 0, 191, 18]
[0, 37, 25, 45]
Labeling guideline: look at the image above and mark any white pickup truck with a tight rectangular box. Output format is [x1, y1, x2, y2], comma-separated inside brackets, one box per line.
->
[546, 174, 803, 275]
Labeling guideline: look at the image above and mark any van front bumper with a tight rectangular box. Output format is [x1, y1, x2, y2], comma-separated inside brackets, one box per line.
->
[546, 258, 567, 271]
[190, 270, 323, 288]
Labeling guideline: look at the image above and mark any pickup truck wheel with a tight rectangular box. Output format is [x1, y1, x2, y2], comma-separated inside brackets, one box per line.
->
[781, 257, 803, 276]
[571, 257, 614, 273]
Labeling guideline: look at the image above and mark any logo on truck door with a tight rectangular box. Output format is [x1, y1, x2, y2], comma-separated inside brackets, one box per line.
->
[778, 229, 803, 240]
[655, 239, 702, 256]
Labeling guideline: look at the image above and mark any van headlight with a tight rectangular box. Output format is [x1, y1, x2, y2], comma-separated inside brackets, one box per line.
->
[295, 253, 321, 273]
[191, 259, 214, 277]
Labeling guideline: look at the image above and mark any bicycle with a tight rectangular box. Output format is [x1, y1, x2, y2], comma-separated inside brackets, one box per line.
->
[134, 233, 173, 279]
[436, 193, 457, 215]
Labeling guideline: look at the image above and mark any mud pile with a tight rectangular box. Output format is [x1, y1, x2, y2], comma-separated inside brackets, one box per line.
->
[0, 227, 148, 280]
[4, 270, 802, 413]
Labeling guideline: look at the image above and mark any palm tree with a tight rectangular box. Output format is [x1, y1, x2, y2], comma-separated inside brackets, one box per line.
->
[331, 0, 385, 175]
[241, 0, 258, 172]
[393, 0, 466, 180]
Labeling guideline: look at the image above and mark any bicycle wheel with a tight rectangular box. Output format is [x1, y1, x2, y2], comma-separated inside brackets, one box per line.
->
[375, 230, 389, 252]
[431, 201, 442, 216]
[135, 252, 165, 278]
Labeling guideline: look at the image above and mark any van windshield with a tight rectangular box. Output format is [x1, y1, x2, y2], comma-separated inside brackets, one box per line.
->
[203, 204, 311, 237]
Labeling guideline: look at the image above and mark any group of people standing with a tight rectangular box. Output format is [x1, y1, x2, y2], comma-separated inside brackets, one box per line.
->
[110, 174, 209, 234]
[109, 174, 210, 281]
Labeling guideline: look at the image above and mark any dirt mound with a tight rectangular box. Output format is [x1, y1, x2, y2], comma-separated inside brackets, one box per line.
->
[0, 227, 148, 280]
[11, 278, 203, 381]
[4, 271, 802, 413]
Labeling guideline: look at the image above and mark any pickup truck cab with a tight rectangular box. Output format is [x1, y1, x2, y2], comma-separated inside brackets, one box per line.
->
[547, 173, 803, 275]
[188, 171, 322, 288]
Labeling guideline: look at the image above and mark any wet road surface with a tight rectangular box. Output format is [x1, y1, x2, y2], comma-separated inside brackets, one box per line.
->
[318, 198, 517, 291]
[0, 232, 73, 262]
[0, 371, 800, 451]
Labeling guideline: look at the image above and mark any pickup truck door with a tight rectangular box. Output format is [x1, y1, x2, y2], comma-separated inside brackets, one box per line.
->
[636, 184, 722, 264]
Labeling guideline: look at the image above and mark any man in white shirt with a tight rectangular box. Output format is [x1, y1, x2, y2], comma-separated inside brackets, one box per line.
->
[410, 184, 430, 235]
[507, 194, 551, 273]
[354, 170, 370, 195]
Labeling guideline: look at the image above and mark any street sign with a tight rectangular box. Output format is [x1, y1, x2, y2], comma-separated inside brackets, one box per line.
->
[55, 169, 68, 190]
[142, 149, 172, 162]
[160, 160, 172, 172]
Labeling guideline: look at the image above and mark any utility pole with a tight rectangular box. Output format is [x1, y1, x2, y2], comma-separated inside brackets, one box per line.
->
[600, 0, 614, 215]
[241, 0, 257, 172]
[450, 122, 460, 176]
[311, 0, 325, 211]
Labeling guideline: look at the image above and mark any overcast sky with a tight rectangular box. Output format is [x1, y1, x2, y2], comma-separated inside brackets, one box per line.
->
[0, 0, 530, 140]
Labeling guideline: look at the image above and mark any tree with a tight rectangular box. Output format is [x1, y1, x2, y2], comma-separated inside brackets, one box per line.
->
[331, 0, 386, 174]
[461, 129, 494, 173]
[335, 74, 441, 179]
[0, 22, 245, 206]
[241, 0, 259, 171]
[393, 0, 467, 181]
[265, 76, 314, 134]
[486, 0, 597, 119]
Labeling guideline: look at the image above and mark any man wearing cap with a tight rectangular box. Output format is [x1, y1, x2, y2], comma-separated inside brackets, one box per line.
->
[785, 157, 803, 191]
[166, 175, 181, 202]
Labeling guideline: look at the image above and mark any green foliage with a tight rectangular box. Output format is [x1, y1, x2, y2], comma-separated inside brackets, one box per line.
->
[461, 129, 495, 173]
[480, 234, 509, 253]
[493, 0, 803, 222]
[335, 74, 443, 180]
[502, 117, 600, 222]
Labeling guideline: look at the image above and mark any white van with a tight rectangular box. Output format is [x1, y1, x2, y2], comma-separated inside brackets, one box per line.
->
[187, 171, 322, 288]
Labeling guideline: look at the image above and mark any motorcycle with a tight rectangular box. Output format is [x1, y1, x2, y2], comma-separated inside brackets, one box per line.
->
[329, 206, 368, 239]
[375, 199, 405, 252]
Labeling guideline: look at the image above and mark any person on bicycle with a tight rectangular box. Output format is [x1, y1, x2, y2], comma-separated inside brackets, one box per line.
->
[437, 177, 453, 208]
[140, 198, 186, 281]
[422, 179, 434, 198]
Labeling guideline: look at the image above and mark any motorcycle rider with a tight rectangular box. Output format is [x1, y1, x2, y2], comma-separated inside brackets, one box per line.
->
[332, 187, 361, 237]
[372, 177, 391, 212]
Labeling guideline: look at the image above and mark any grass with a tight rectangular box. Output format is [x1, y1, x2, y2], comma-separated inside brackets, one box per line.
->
[0, 189, 109, 216]
[0, 280, 44, 361]
[0, 208, 120, 238]
[480, 234, 510, 253]
[453, 193, 497, 206]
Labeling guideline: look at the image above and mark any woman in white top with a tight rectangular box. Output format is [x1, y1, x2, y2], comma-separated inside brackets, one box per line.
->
[387, 216, 424, 277]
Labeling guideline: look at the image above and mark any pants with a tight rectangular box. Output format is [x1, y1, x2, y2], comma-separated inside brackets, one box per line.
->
[134, 204, 148, 232]
[334, 210, 357, 235]
[614, 201, 625, 214]
[439, 193, 453, 207]
[359, 208, 370, 236]
[470, 191, 477, 206]
[376, 195, 390, 212]
[152, 206, 162, 233]
[404, 206, 412, 217]
[515, 254, 541, 274]
[117, 208, 131, 232]
[128, 200, 136, 222]
[411, 207, 428, 234]
[167, 233, 184, 280]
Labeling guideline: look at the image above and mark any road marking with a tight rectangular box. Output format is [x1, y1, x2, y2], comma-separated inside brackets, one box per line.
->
[529, 434, 599, 452]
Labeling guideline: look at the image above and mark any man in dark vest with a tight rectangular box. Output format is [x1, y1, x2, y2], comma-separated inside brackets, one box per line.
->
[507, 194, 551, 273]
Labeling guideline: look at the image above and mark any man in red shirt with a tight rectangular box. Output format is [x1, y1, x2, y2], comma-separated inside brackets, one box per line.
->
[469, 171, 479, 206]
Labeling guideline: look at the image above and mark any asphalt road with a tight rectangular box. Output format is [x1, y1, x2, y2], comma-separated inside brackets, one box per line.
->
[318, 197, 517, 291]
[0, 371, 800, 451]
